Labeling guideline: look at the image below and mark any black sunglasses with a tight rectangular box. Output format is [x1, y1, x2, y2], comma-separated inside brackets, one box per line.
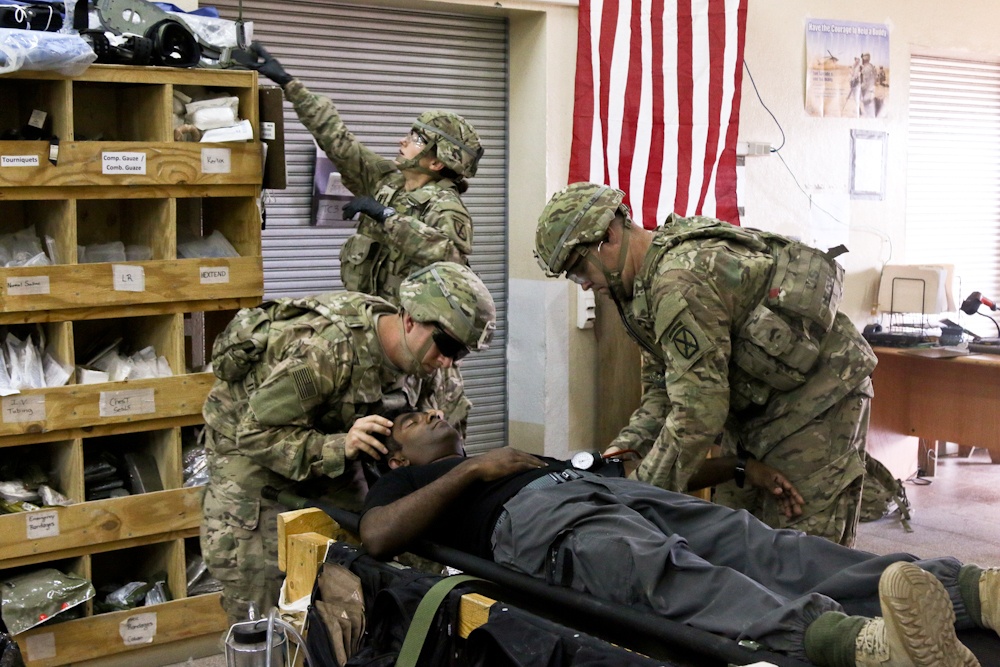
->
[432, 325, 470, 361]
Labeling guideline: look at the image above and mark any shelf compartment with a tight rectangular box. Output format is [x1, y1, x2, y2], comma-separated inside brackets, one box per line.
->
[0, 199, 74, 265]
[78, 197, 174, 262]
[0, 257, 263, 316]
[73, 81, 170, 142]
[0, 438, 81, 506]
[83, 427, 180, 497]
[0, 77, 70, 141]
[0, 486, 202, 567]
[0, 372, 213, 438]
[15, 587, 226, 666]
[177, 195, 263, 258]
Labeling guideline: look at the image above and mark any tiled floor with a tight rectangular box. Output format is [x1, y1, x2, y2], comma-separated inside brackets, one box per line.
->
[855, 447, 1000, 566]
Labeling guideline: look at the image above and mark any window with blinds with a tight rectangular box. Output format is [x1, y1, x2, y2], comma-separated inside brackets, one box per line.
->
[906, 55, 1000, 336]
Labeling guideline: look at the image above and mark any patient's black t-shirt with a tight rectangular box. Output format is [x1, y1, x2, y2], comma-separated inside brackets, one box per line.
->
[362, 456, 573, 560]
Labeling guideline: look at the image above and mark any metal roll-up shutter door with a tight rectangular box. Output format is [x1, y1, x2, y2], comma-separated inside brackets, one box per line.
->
[212, 0, 508, 452]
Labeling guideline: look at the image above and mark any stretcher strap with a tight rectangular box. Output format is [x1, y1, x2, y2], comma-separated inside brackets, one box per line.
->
[396, 574, 481, 667]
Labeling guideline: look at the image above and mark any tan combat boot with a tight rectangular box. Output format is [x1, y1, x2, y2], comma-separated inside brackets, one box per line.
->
[854, 562, 980, 667]
[981, 567, 1000, 636]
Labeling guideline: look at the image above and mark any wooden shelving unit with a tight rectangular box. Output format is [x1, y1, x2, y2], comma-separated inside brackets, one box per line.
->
[0, 64, 265, 665]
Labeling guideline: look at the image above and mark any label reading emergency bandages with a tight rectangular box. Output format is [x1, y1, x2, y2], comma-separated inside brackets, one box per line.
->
[27, 510, 59, 539]
[2, 395, 46, 422]
[99, 388, 156, 417]
[112, 264, 145, 292]
[201, 147, 232, 174]
[120, 612, 157, 645]
[102, 151, 147, 174]
[6, 275, 50, 295]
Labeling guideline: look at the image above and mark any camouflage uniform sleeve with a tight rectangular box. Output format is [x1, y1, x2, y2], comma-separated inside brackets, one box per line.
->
[632, 272, 733, 492]
[235, 337, 353, 481]
[284, 80, 396, 196]
[608, 349, 670, 455]
[385, 193, 473, 266]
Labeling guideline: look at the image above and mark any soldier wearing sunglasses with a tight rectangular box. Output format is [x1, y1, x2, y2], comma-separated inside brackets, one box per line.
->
[200, 262, 495, 623]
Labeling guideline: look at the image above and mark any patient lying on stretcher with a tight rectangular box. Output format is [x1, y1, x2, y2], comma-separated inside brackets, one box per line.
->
[359, 410, 999, 667]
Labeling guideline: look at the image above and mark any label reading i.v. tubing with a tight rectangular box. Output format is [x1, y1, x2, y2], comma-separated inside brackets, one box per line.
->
[2, 394, 45, 422]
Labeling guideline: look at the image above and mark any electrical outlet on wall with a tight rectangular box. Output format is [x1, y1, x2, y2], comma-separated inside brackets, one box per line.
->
[577, 284, 596, 329]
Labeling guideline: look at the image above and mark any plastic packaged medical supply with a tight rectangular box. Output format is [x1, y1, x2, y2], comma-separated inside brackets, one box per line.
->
[0, 29, 96, 76]
[0, 568, 95, 635]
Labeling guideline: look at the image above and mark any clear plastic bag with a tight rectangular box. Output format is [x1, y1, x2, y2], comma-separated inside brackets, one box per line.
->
[177, 229, 239, 258]
[0, 28, 96, 76]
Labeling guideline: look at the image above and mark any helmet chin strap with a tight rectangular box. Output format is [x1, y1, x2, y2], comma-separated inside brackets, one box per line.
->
[596, 223, 662, 358]
[398, 315, 436, 378]
[396, 145, 442, 179]
[594, 222, 632, 306]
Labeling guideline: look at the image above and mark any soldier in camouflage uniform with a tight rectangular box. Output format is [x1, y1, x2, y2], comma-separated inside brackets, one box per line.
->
[200, 262, 496, 622]
[534, 183, 877, 546]
[235, 41, 484, 303]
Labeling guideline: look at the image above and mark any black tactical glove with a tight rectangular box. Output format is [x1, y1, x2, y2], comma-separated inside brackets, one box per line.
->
[231, 41, 293, 88]
[342, 196, 396, 224]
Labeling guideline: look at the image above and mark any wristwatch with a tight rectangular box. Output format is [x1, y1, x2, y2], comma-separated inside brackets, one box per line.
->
[381, 206, 397, 220]
[734, 448, 753, 488]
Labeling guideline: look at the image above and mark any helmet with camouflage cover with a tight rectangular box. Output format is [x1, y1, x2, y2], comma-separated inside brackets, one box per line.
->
[412, 111, 484, 178]
[534, 183, 632, 277]
[399, 261, 496, 351]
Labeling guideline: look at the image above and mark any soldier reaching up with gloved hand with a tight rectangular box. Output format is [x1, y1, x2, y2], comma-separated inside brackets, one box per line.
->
[233, 41, 484, 304]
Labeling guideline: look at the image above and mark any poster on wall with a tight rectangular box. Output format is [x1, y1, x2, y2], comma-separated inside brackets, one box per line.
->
[805, 19, 890, 118]
[311, 144, 354, 227]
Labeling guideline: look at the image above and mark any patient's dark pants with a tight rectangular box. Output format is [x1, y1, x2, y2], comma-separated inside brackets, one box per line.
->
[490, 477, 970, 660]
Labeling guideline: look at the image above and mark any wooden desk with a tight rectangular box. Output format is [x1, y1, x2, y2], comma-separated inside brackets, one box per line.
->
[870, 347, 1000, 475]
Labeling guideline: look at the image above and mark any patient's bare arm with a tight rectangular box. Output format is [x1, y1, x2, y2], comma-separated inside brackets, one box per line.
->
[360, 448, 545, 559]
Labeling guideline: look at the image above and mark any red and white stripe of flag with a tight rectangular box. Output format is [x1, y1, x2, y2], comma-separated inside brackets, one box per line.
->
[568, 0, 747, 228]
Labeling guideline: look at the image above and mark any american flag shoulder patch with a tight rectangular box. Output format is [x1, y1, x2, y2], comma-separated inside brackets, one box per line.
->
[291, 366, 318, 401]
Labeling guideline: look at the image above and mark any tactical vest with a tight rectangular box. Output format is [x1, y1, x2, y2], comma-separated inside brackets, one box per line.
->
[339, 179, 462, 303]
[629, 216, 845, 400]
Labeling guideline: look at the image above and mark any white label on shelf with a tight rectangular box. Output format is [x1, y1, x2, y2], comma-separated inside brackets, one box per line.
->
[112, 264, 145, 292]
[26, 510, 59, 539]
[6, 275, 50, 295]
[25, 632, 57, 661]
[102, 151, 147, 175]
[2, 394, 46, 422]
[201, 147, 232, 174]
[99, 388, 156, 417]
[261, 121, 276, 141]
[120, 612, 157, 645]
[200, 265, 230, 284]
[1, 155, 40, 167]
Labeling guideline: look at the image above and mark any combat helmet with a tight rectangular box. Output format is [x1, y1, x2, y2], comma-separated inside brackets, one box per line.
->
[399, 261, 496, 354]
[411, 111, 484, 178]
[534, 183, 632, 277]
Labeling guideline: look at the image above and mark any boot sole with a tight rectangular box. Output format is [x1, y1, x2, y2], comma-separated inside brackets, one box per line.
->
[880, 562, 980, 667]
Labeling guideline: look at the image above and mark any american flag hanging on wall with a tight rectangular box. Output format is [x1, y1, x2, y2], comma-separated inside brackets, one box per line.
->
[568, 0, 747, 227]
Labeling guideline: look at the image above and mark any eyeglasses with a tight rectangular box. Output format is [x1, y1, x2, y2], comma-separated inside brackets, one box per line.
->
[432, 325, 470, 361]
[406, 130, 430, 148]
[564, 240, 605, 285]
